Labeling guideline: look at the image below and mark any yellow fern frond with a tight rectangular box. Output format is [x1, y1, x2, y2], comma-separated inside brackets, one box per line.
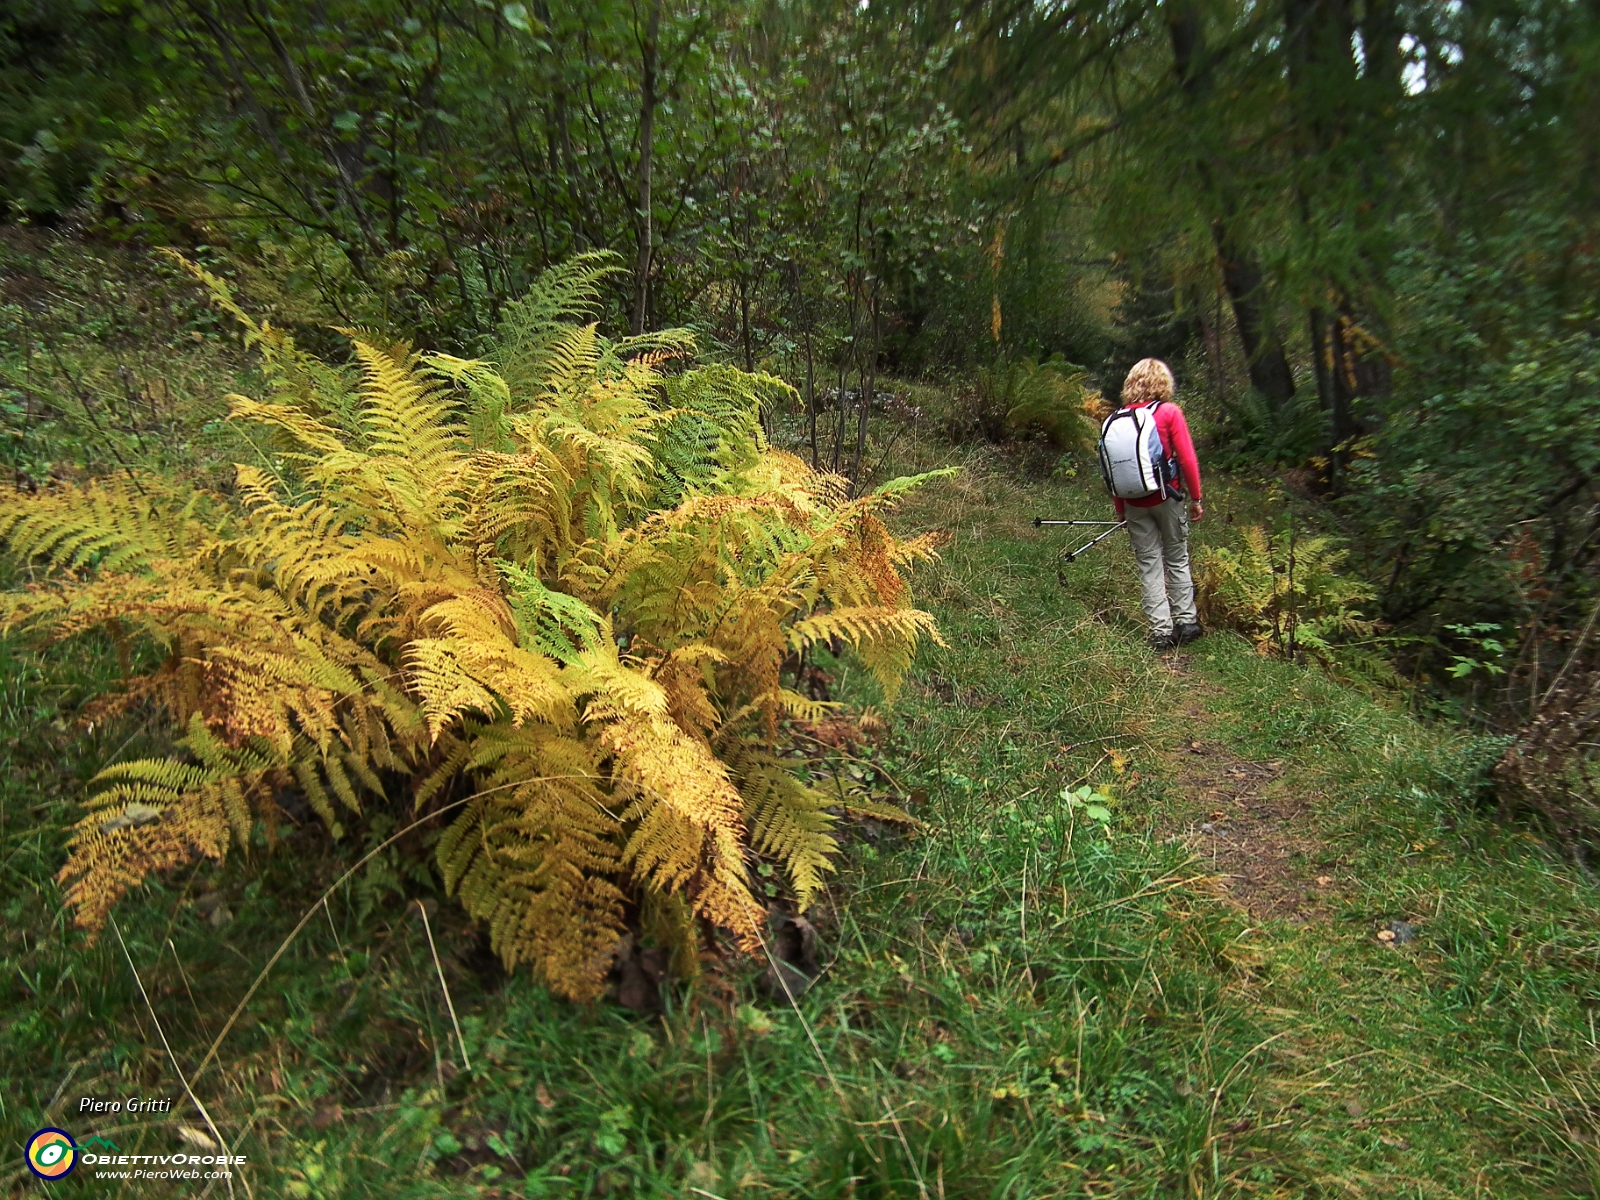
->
[777, 688, 839, 724]
[605, 713, 763, 946]
[438, 726, 624, 999]
[10, 257, 948, 1000]
[728, 742, 837, 911]
[789, 605, 943, 654]
[0, 475, 220, 576]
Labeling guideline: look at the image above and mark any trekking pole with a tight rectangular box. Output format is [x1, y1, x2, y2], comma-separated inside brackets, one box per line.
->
[1033, 516, 1128, 565]
[1059, 521, 1127, 563]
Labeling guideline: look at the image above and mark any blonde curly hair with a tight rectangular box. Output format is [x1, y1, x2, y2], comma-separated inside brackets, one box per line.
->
[1121, 358, 1176, 407]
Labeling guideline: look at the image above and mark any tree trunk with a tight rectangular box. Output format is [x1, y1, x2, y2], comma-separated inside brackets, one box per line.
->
[739, 275, 754, 371]
[631, 0, 663, 336]
[1168, 5, 1297, 409]
[848, 291, 880, 487]
[790, 261, 820, 469]
[1359, 0, 1406, 96]
[1286, 0, 1393, 488]
[1209, 224, 1297, 405]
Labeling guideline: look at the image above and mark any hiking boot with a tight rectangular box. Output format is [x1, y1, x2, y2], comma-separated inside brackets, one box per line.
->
[1174, 621, 1205, 646]
[1149, 632, 1178, 651]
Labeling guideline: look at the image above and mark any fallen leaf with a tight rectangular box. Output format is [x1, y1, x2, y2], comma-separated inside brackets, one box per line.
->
[1315, 875, 1332, 886]
[535, 1084, 555, 1110]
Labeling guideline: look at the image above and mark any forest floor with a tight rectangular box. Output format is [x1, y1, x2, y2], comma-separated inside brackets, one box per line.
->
[5, 435, 1600, 1199]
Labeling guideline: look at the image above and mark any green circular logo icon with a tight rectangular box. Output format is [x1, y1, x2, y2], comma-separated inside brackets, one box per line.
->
[26, 1128, 78, 1180]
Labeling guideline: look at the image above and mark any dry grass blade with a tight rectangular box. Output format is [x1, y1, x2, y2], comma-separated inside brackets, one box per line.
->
[189, 792, 477, 1086]
[109, 916, 243, 1200]
[884, 1098, 931, 1199]
[415, 898, 470, 1072]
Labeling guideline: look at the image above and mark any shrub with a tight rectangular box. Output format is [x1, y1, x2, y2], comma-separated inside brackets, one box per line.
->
[1208, 387, 1329, 469]
[0, 255, 947, 1001]
[1196, 523, 1380, 669]
[942, 354, 1097, 449]
[1495, 651, 1600, 864]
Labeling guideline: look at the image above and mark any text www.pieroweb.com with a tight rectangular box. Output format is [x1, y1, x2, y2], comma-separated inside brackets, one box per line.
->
[83, 1152, 246, 1180]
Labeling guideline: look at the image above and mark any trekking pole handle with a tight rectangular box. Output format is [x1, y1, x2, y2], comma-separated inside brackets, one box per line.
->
[1034, 517, 1123, 527]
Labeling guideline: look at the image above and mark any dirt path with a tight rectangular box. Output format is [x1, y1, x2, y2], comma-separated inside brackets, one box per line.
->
[1157, 662, 1342, 924]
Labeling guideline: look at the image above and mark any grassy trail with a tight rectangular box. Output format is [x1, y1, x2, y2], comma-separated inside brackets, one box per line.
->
[872, 452, 1600, 1198]
[4, 452, 1600, 1198]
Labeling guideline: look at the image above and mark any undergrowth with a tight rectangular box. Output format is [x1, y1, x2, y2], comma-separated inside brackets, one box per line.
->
[3, 409, 1599, 1197]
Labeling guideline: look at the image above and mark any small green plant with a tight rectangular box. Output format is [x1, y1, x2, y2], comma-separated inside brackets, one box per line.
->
[1444, 622, 1510, 679]
[969, 354, 1097, 448]
[1060, 783, 1113, 824]
[1197, 520, 1379, 667]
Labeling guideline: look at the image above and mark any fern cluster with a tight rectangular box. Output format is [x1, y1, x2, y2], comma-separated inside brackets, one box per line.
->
[1196, 524, 1379, 667]
[975, 354, 1097, 449]
[0, 254, 947, 1001]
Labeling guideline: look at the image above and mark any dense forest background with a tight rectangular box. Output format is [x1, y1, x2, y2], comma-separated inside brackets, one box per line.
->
[3, 0, 1599, 813]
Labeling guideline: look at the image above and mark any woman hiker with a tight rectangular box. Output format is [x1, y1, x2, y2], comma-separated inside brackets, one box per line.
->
[1108, 358, 1205, 651]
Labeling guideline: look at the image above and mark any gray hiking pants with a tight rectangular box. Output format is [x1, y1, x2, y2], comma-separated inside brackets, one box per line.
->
[1124, 498, 1196, 638]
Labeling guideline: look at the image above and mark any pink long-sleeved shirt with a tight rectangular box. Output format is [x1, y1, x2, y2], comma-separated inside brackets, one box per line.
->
[1111, 399, 1203, 516]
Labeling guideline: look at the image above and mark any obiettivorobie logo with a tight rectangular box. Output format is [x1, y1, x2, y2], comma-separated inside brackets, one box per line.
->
[27, 1129, 245, 1182]
[25, 1129, 77, 1180]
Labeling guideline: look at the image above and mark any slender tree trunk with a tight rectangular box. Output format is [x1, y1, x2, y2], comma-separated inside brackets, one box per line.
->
[631, 0, 663, 335]
[1195, 282, 1226, 396]
[1287, 0, 1393, 489]
[848, 290, 880, 487]
[1168, 4, 1296, 409]
[791, 262, 819, 469]
[739, 276, 754, 371]
[831, 357, 849, 475]
[1310, 305, 1362, 484]
[805, 330, 819, 469]
[1210, 224, 1297, 405]
[831, 276, 862, 476]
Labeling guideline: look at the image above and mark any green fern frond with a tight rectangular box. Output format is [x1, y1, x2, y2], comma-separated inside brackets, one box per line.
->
[728, 742, 837, 910]
[492, 251, 626, 396]
[498, 561, 606, 666]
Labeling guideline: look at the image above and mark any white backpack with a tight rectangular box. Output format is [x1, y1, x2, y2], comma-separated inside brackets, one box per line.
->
[1098, 401, 1177, 501]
